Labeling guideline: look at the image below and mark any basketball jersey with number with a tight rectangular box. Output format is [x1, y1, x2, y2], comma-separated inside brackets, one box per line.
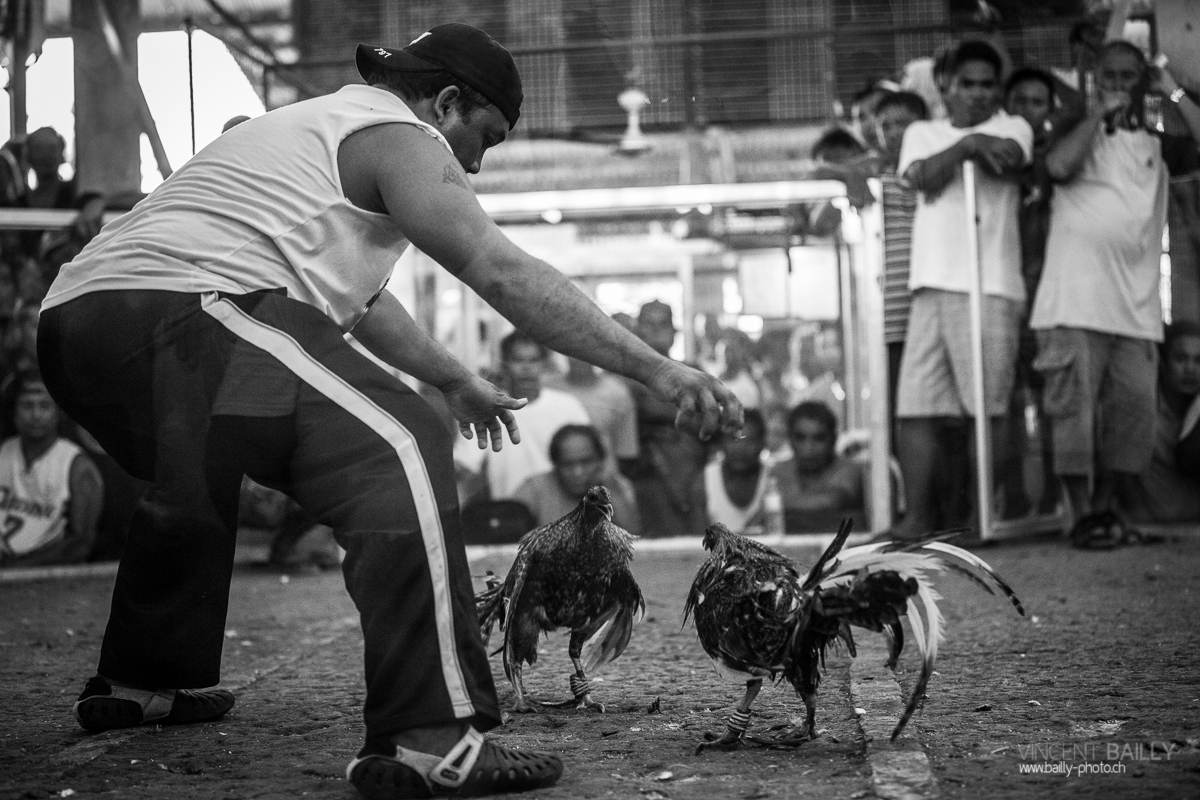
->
[0, 437, 81, 556]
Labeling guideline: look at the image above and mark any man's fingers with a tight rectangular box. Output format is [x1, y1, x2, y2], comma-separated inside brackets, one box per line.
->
[473, 423, 489, 449]
[499, 409, 522, 446]
[487, 417, 505, 452]
[713, 384, 746, 435]
[459, 422, 475, 441]
[696, 387, 724, 441]
[496, 394, 529, 410]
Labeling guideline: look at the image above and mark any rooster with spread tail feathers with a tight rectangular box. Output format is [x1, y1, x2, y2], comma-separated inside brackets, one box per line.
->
[476, 485, 645, 713]
[685, 521, 1023, 751]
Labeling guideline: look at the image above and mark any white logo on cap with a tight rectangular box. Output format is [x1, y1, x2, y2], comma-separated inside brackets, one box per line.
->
[374, 47, 391, 57]
[410, 31, 432, 46]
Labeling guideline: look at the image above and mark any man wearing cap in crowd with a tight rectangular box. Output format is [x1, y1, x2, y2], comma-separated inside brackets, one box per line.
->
[38, 22, 743, 800]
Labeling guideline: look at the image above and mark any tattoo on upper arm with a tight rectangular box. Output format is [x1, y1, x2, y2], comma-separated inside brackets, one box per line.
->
[443, 164, 470, 190]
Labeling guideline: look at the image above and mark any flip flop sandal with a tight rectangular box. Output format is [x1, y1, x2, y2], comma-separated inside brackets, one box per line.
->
[1068, 511, 1123, 550]
[347, 727, 563, 799]
[72, 676, 235, 732]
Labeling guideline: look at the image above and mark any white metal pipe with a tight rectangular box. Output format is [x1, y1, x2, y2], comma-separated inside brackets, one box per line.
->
[854, 184, 892, 533]
[962, 162, 993, 540]
[477, 180, 849, 222]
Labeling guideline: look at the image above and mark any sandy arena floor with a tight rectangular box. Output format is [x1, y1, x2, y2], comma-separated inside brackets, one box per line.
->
[1, 534, 1198, 799]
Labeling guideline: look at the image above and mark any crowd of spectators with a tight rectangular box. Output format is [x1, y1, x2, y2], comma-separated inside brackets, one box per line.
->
[6, 13, 1200, 565]
[802, 17, 1200, 546]
[454, 299, 875, 541]
[0, 126, 154, 568]
[454, 14, 1200, 547]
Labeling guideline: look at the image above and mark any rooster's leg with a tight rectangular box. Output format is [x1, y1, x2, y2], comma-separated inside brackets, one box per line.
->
[543, 631, 605, 711]
[751, 688, 819, 746]
[510, 664, 539, 714]
[784, 689, 819, 743]
[696, 679, 762, 753]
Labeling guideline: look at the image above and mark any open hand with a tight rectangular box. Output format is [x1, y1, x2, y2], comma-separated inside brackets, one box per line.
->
[440, 373, 528, 452]
[647, 360, 744, 441]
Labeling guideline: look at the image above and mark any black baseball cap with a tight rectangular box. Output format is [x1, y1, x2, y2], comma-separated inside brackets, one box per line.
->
[356, 23, 522, 130]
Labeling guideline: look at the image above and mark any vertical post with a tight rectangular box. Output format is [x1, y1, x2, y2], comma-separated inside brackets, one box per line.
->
[855, 183, 892, 533]
[186, 16, 196, 155]
[73, 0, 144, 198]
[837, 235, 861, 430]
[10, 32, 28, 139]
[963, 161, 993, 540]
[679, 256, 696, 363]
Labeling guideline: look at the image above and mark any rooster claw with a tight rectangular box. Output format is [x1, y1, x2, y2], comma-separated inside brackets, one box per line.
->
[510, 700, 542, 714]
[695, 731, 744, 753]
[542, 698, 605, 712]
[747, 726, 817, 748]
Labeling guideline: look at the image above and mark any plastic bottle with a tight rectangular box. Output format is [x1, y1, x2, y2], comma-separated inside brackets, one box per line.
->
[762, 475, 785, 539]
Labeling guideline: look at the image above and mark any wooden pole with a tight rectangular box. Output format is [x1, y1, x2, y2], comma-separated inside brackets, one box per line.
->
[93, 0, 172, 179]
[9, 0, 29, 139]
[186, 16, 196, 155]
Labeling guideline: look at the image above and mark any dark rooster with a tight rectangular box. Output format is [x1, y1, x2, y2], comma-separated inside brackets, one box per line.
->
[685, 521, 1023, 751]
[476, 485, 645, 713]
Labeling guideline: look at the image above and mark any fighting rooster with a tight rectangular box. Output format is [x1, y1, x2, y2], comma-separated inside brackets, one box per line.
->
[476, 485, 645, 713]
[685, 521, 1023, 751]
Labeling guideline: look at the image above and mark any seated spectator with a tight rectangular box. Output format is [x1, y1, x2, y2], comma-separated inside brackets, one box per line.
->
[761, 402, 792, 465]
[512, 424, 640, 534]
[546, 354, 640, 473]
[770, 401, 868, 533]
[455, 330, 590, 501]
[717, 329, 763, 411]
[624, 300, 709, 537]
[1, 299, 40, 395]
[705, 408, 768, 533]
[0, 369, 104, 566]
[1121, 322, 1200, 524]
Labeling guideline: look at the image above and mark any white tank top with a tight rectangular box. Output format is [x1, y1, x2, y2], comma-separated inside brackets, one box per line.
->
[704, 456, 767, 534]
[0, 437, 82, 556]
[43, 85, 453, 331]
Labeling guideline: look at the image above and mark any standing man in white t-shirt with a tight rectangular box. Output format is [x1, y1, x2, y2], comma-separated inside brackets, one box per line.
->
[1029, 40, 1200, 548]
[891, 40, 1033, 540]
[36, 23, 743, 799]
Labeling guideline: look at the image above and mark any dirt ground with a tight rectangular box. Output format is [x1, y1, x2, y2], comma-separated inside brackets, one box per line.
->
[1, 535, 1198, 800]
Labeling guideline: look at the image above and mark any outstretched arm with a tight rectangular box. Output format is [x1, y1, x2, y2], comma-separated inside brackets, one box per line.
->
[351, 290, 526, 450]
[347, 123, 744, 440]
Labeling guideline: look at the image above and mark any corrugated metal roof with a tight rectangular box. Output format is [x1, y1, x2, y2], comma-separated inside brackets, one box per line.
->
[45, 0, 290, 35]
